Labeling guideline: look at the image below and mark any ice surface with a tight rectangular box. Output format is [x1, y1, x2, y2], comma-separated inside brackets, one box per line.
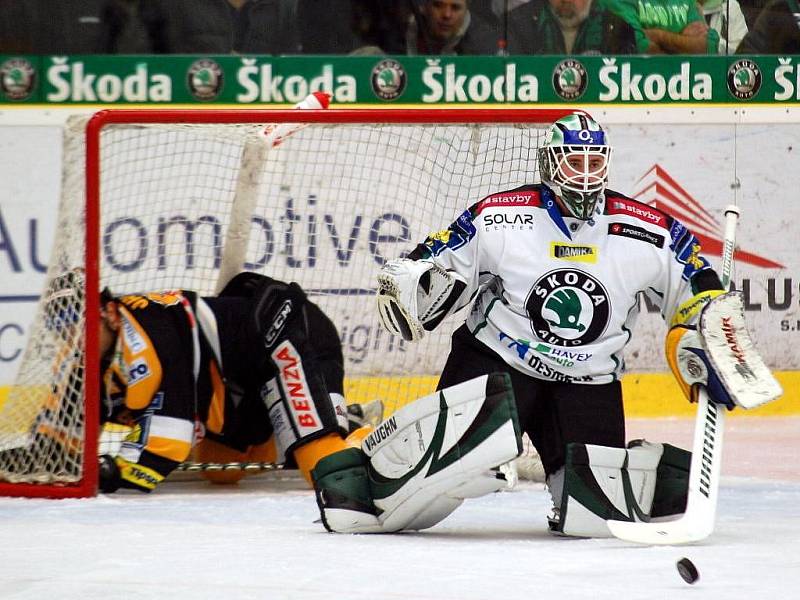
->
[1, 418, 798, 600]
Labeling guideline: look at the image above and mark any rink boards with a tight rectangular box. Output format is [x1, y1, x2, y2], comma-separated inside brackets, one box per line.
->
[1, 370, 798, 419]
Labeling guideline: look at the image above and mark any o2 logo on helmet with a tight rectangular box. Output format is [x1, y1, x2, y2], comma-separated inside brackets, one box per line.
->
[727, 59, 762, 101]
[526, 269, 610, 346]
[552, 59, 588, 101]
[187, 59, 223, 101]
[371, 59, 407, 101]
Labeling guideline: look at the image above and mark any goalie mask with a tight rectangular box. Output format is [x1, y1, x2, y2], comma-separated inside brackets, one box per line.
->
[538, 113, 611, 220]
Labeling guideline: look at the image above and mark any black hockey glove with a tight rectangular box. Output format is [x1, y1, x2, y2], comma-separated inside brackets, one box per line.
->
[98, 454, 122, 494]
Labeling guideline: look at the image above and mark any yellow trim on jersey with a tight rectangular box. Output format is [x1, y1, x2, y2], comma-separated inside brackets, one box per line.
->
[118, 292, 183, 311]
[145, 415, 195, 462]
[670, 289, 725, 327]
[116, 305, 163, 410]
[146, 435, 192, 463]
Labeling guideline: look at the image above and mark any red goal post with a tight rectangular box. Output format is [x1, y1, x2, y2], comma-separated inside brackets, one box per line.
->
[0, 107, 571, 498]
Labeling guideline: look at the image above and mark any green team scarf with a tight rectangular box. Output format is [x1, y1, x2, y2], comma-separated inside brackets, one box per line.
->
[603, 0, 719, 53]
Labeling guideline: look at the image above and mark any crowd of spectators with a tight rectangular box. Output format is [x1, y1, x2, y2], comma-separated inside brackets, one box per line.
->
[0, 0, 797, 56]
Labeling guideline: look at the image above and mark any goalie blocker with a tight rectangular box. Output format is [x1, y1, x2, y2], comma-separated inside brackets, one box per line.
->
[311, 373, 522, 533]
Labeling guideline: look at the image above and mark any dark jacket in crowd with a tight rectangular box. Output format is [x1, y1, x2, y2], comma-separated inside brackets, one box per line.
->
[736, 0, 800, 54]
[146, 0, 300, 54]
[0, 0, 131, 54]
[295, 0, 365, 54]
[506, 0, 638, 55]
[405, 10, 500, 55]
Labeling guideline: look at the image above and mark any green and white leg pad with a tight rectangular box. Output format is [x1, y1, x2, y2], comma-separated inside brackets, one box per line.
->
[312, 373, 522, 533]
[548, 440, 690, 538]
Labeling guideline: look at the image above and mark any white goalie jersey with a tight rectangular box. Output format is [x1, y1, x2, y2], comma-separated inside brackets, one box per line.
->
[405, 184, 724, 384]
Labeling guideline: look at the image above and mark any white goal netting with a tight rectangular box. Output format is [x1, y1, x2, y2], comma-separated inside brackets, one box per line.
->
[0, 111, 553, 494]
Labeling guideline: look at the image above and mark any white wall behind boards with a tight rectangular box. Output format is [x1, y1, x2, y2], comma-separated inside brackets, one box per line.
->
[608, 123, 798, 368]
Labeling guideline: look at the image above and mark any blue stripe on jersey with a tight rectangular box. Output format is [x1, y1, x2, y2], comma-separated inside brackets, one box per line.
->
[541, 186, 572, 239]
[422, 208, 477, 257]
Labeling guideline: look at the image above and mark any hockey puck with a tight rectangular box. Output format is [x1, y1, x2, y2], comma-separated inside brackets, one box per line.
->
[676, 558, 699, 584]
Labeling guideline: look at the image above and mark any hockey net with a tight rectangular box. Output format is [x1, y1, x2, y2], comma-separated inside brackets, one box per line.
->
[0, 108, 567, 497]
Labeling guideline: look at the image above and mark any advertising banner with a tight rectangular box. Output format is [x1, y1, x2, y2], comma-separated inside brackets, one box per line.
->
[2, 55, 800, 105]
[0, 127, 61, 381]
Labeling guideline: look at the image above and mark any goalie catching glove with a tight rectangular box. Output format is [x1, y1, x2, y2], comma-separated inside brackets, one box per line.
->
[377, 258, 466, 341]
[667, 291, 782, 410]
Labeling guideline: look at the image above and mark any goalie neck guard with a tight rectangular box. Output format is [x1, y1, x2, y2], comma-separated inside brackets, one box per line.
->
[537, 112, 611, 220]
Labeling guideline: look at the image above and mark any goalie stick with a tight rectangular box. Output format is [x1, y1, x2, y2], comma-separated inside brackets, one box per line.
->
[606, 205, 740, 545]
